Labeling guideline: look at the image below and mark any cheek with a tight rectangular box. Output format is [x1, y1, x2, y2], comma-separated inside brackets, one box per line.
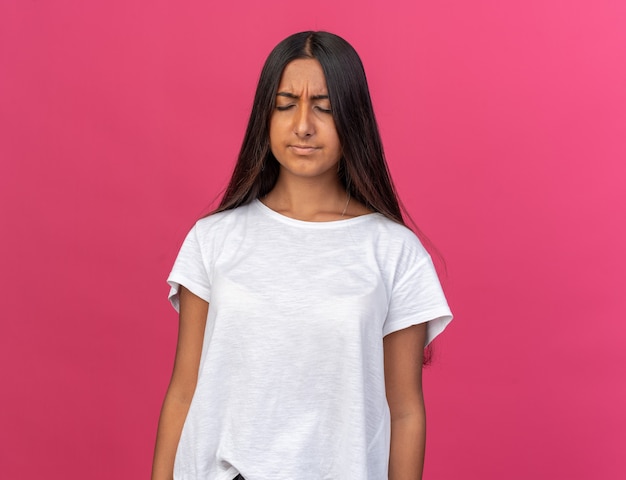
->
[268, 118, 280, 148]
[268, 119, 286, 162]
[329, 130, 342, 158]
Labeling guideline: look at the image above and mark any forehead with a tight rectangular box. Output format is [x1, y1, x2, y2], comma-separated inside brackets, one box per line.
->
[277, 58, 328, 93]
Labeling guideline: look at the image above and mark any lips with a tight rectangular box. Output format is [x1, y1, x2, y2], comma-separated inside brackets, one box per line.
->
[289, 145, 320, 155]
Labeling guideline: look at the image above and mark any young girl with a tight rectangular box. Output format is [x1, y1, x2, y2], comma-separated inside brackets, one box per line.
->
[152, 31, 453, 480]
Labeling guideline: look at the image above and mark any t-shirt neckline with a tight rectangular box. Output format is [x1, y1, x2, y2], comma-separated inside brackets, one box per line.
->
[253, 199, 380, 228]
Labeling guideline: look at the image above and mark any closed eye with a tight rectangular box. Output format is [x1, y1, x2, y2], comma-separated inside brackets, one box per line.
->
[275, 104, 332, 113]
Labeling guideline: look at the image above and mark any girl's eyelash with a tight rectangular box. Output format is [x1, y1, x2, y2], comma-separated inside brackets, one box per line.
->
[276, 105, 332, 113]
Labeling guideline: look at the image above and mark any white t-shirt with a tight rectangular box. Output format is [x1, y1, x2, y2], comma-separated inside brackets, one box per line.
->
[167, 199, 453, 480]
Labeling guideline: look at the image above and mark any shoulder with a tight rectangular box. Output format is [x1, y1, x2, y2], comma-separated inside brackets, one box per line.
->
[194, 202, 256, 236]
[180, 203, 258, 258]
[365, 215, 428, 253]
[353, 216, 432, 277]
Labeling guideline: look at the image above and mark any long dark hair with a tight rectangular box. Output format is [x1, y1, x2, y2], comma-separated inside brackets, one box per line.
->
[213, 31, 437, 363]
[214, 31, 404, 226]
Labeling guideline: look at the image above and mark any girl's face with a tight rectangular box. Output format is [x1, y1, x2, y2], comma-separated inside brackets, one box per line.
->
[269, 58, 342, 185]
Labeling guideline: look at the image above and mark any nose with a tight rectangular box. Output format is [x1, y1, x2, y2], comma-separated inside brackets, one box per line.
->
[293, 105, 314, 137]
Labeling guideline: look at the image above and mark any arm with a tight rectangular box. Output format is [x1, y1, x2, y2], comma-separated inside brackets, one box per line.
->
[384, 323, 428, 480]
[152, 286, 208, 480]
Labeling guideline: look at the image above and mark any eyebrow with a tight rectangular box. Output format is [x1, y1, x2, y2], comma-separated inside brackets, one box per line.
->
[276, 92, 329, 101]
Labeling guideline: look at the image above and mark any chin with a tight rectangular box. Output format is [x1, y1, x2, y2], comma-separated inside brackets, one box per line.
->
[281, 161, 337, 177]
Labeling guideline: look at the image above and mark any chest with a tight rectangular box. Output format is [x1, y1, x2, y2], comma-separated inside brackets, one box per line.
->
[209, 228, 390, 339]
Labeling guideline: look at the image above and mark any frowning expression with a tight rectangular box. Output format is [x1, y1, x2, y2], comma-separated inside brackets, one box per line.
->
[269, 58, 342, 183]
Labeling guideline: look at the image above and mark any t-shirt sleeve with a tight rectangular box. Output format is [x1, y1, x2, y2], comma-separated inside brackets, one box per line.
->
[167, 224, 212, 312]
[383, 237, 453, 345]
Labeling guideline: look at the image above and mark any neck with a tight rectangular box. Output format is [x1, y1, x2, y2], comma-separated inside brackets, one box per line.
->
[263, 171, 349, 221]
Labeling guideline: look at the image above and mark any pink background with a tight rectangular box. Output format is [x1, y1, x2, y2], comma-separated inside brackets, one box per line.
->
[1, 1, 625, 478]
